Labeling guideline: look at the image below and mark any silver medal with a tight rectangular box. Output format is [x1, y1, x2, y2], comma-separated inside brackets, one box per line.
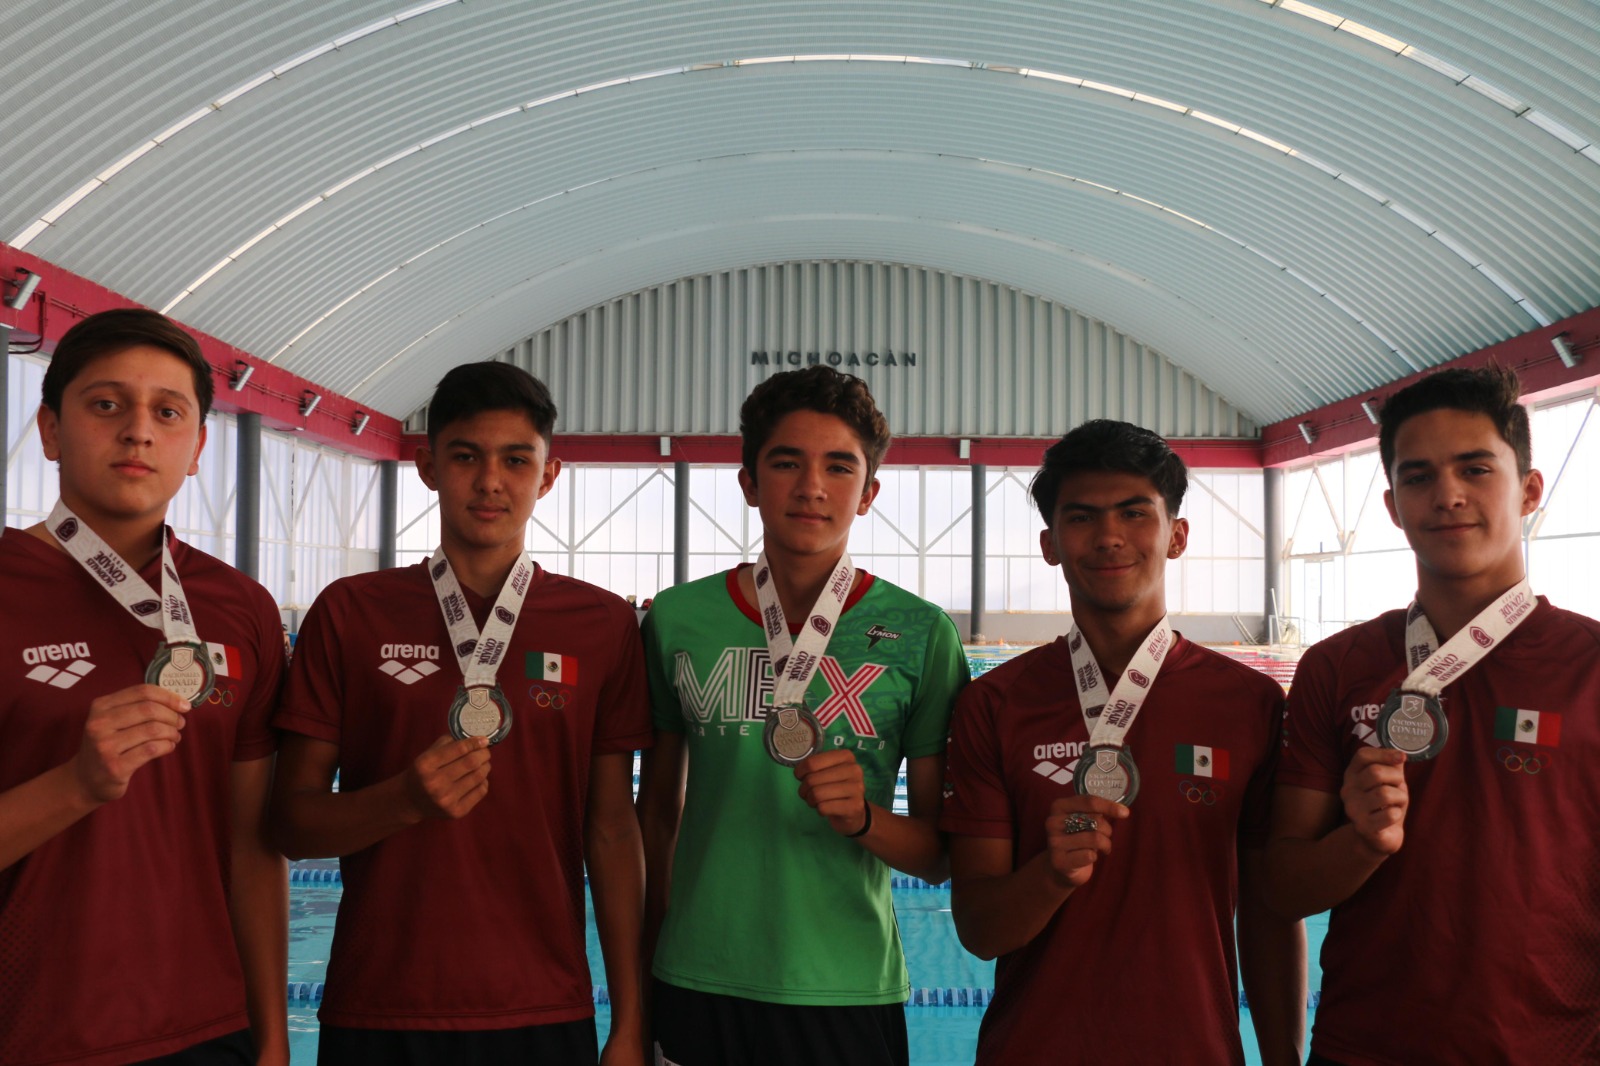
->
[1073, 745, 1140, 805]
[763, 702, 823, 766]
[448, 684, 514, 745]
[1377, 690, 1448, 760]
[146, 640, 215, 707]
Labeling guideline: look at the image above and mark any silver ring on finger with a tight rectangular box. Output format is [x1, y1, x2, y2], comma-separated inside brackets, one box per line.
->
[1062, 813, 1099, 835]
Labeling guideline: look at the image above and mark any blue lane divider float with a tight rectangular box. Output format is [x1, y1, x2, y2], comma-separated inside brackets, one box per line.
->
[289, 867, 342, 884]
[288, 981, 1322, 1010]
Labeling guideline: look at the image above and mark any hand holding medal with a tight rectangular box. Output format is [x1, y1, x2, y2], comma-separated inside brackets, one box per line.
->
[1044, 795, 1129, 891]
[1339, 747, 1409, 858]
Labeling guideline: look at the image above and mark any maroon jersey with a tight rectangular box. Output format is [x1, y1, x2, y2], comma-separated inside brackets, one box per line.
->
[0, 528, 282, 1066]
[940, 635, 1283, 1065]
[274, 561, 651, 1030]
[1280, 600, 1600, 1065]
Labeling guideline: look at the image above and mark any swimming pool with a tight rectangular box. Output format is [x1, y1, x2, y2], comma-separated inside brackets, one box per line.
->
[285, 643, 1320, 1063]
[287, 876, 1327, 1064]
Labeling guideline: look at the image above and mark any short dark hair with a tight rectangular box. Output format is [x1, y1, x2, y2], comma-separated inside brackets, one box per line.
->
[1378, 365, 1530, 481]
[426, 361, 557, 446]
[42, 309, 214, 419]
[740, 367, 891, 479]
[1029, 419, 1188, 521]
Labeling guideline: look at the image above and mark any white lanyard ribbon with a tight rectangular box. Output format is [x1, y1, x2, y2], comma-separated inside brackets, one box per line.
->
[752, 551, 854, 707]
[1066, 616, 1174, 749]
[47, 500, 200, 645]
[427, 546, 533, 689]
[1399, 580, 1536, 697]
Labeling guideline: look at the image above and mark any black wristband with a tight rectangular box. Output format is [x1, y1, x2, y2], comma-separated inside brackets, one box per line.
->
[845, 801, 873, 838]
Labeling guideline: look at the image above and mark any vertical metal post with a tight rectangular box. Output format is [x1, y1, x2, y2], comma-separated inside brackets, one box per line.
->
[378, 459, 398, 569]
[0, 328, 11, 523]
[970, 464, 987, 642]
[674, 461, 690, 586]
[235, 412, 261, 579]
[1263, 467, 1283, 641]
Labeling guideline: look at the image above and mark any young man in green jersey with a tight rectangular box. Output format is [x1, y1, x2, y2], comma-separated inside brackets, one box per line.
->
[638, 366, 969, 1066]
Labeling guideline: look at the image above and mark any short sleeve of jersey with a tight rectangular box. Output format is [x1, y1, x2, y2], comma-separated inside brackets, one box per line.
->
[900, 611, 969, 759]
[591, 598, 653, 754]
[938, 681, 1013, 839]
[641, 609, 685, 736]
[1275, 641, 1345, 794]
[233, 579, 286, 762]
[1237, 675, 1287, 847]
[273, 589, 345, 744]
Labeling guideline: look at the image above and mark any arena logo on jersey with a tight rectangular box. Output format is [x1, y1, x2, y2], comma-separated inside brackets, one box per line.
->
[671, 648, 888, 745]
[1347, 702, 1383, 747]
[22, 642, 96, 688]
[1032, 740, 1085, 785]
[379, 643, 442, 685]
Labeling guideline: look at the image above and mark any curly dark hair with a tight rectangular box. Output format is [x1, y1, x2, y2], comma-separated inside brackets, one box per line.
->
[43, 309, 214, 419]
[1029, 419, 1187, 521]
[1378, 365, 1530, 481]
[739, 367, 891, 479]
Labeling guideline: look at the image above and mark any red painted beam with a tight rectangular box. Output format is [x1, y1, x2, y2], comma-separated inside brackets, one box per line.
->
[400, 433, 1264, 468]
[1, 243, 403, 461]
[1262, 306, 1600, 468]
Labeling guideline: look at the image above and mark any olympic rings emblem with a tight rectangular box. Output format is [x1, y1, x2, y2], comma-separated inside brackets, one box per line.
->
[205, 688, 235, 707]
[528, 685, 568, 710]
[1495, 746, 1550, 774]
[1177, 779, 1221, 806]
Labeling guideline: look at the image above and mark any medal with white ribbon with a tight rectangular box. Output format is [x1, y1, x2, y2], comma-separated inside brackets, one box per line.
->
[752, 551, 854, 766]
[428, 547, 533, 746]
[47, 500, 215, 707]
[1064, 616, 1175, 806]
[1377, 580, 1536, 760]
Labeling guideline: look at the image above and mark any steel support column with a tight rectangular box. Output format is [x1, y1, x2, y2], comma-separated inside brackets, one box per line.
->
[1264, 467, 1283, 640]
[970, 464, 987, 642]
[235, 412, 261, 579]
[378, 460, 398, 569]
[674, 461, 690, 586]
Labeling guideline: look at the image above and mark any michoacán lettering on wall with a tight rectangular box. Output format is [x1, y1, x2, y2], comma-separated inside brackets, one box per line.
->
[751, 351, 917, 368]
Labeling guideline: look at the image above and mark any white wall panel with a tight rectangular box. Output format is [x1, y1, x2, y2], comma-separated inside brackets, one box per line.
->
[473, 261, 1255, 439]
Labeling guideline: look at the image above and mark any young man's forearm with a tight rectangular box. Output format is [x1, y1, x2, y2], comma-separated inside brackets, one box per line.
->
[271, 773, 421, 860]
[853, 807, 947, 883]
[586, 760, 648, 1061]
[1263, 827, 1388, 919]
[0, 765, 99, 872]
[950, 853, 1073, 961]
[1237, 852, 1307, 1066]
[230, 758, 289, 1065]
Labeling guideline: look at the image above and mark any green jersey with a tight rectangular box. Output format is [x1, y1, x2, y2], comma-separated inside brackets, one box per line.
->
[643, 567, 968, 1005]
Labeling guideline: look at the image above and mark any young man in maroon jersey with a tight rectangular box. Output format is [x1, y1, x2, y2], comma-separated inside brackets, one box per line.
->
[0, 309, 287, 1066]
[270, 361, 651, 1066]
[1266, 367, 1600, 1064]
[941, 419, 1305, 1065]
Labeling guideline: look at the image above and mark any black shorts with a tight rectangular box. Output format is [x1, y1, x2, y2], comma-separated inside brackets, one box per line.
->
[316, 1018, 598, 1066]
[653, 979, 908, 1066]
[133, 1029, 254, 1065]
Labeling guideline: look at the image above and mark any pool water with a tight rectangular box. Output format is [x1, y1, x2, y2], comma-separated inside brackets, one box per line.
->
[288, 881, 1327, 1065]
[287, 644, 1321, 1063]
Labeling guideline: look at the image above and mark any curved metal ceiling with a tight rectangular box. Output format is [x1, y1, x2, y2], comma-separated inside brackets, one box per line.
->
[4, 0, 1597, 424]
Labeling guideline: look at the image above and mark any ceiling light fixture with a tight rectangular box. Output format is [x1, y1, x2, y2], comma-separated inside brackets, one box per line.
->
[1298, 422, 1317, 445]
[352, 412, 370, 436]
[230, 361, 255, 391]
[1552, 335, 1582, 369]
[300, 391, 322, 418]
[1360, 400, 1380, 424]
[4, 269, 41, 310]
